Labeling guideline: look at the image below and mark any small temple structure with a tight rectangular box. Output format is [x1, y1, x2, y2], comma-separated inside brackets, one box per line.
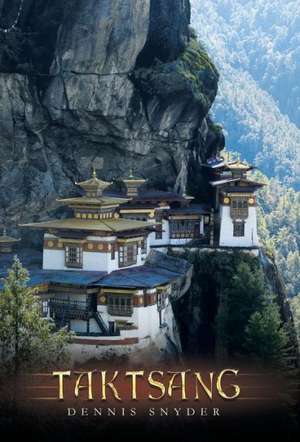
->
[0, 155, 265, 359]
[0, 227, 20, 253]
[206, 158, 265, 251]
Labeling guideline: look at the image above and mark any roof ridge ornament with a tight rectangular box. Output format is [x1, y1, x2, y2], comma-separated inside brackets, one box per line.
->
[122, 168, 146, 198]
[75, 169, 112, 198]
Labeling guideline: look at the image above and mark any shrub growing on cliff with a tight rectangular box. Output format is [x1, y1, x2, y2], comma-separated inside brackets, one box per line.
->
[177, 36, 219, 111]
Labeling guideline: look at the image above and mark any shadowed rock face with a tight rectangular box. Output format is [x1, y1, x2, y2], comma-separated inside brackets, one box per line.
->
[0, 0, 223, 240]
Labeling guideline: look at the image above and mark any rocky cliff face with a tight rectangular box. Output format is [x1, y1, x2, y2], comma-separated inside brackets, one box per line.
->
[0, 0, 223, 237]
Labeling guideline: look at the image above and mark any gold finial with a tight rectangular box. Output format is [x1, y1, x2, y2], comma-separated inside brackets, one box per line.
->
[92, 166, 97, 178]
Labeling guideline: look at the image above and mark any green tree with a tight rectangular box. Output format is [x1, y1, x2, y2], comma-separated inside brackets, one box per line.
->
[290, 295, 300, 351]
[0, 257, 72, 374]
[245, 303, 288, 365]
[217, 261, 268, 354]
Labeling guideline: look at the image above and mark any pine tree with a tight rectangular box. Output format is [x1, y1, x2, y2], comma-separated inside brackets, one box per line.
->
[0, 256, 72, 375]
[245, 302, 288, 365]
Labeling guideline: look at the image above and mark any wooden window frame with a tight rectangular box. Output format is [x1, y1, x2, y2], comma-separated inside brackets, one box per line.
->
[233, 220, 245, 237]
[141, 238, 147, 254]
[65, 245, 83, 268]
[108, 294, 133, 317]
[118, 243, 137, 267]
[230, 197, 249, 219]
[169, 220, 199, 239]
[155, 224, 163, 239]
[157, 291, 167, 312]
[111, 244, 116, 260]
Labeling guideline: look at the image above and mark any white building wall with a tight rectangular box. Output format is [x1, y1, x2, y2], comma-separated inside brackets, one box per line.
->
[169, 238, 193, 246]
[97, 303, 161, 339]
[43, 236, 147, 272]
[43, 248, 65, 270]
[69, 319, 106, 334]
[70, 319, 89, 334]
[43, 248, 115, 272]
[219, 205, 259, 248]
[135, 304, 160, 339]
[149, 218, 204, 248]
[149, 219, 170, 247]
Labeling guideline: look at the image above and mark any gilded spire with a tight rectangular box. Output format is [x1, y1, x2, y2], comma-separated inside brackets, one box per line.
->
[122, 168, 146, 197]
[75, 169, 112, 198]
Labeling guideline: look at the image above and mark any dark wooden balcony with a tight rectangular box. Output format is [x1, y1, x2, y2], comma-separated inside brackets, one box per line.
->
[49, 299, 91, 320]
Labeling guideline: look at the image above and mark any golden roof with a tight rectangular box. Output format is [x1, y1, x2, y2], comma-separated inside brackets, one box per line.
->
[20, 218, 154, 233]
[75, 169, 112, 197]
[225, 160, 253, 170]
[57, 196, 129, 207]
[0, 235, 20, 243]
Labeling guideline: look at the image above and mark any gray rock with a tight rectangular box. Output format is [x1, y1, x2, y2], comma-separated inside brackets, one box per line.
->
[0, 0, 224, 239]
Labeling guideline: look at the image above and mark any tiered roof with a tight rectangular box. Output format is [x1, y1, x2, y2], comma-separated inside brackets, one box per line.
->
[208, 157, 264, 192]
[20, 171, 154, 235]
[22, 218, 153, 233]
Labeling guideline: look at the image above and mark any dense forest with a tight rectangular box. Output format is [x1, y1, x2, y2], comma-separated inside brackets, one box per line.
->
[175, 250, 289, 362]
[191, 0, 300, 189]
[254, 172, 300, 344]
[191, 0, 300, 341]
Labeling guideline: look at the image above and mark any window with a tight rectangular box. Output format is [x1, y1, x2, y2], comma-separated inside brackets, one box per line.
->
[65, 245, 83, 268]
[119, 243, 137, 267]
[170, 220, 200, 239]
[233, 221, 245, 237]
[230, 198, 248, 219]
[42, 300, 49, 317]
[155, 214, 163, 239]
[155, 224, 163, 239]
[157, 291, 167, 311]
[111, 244, 116, 260]
[108, 295, 133, 316]
[141, 238, 147, 254]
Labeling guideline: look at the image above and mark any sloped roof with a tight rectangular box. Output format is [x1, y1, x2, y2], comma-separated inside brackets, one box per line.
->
[0, 235, 20, 243]
[57, 196, 128, 206]
[20, 218, 154, 233]
[95, 265, 181, 289]
[0, 250, 191, 291]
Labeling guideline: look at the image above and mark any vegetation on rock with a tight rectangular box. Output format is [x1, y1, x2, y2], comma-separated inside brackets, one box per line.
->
[174, 250, 289, 365]
[178, 36, 219, 110]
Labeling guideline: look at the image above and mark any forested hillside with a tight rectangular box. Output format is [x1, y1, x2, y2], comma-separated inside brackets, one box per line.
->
[191, 0, 300, 189]
[191, 1, 300, 315]
[254, 172, 300, 296]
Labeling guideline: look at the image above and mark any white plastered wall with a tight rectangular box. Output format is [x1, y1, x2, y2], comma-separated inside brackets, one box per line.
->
[219, 205, 259, 247]
[43, 233, 148, 272]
